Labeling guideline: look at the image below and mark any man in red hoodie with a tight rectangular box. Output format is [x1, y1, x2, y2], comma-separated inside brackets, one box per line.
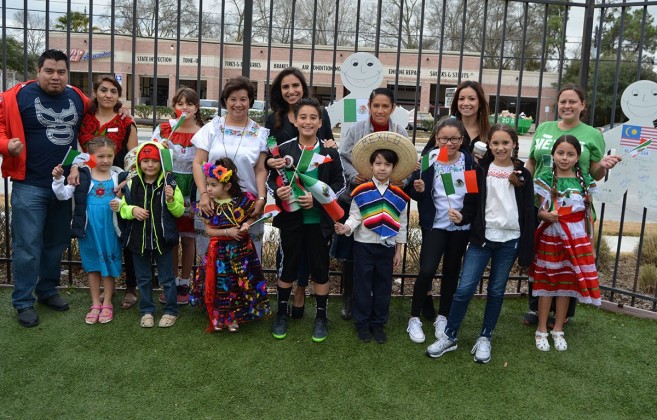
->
[0, 49, 90, 327]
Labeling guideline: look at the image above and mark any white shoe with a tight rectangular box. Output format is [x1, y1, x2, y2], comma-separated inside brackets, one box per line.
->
[433, 315, 447, 339]
[472, 337, 491, 364]
[426, 335, 457, 358]
[407, 317, 425, 343]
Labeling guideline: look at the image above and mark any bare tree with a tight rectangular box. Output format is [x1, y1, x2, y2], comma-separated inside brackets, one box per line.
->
[360, 0, 426, 49]
[295, 0, 357, 46]
[426, 0, 564, 70]
[13, 10, 46, 56]
[111, 0, 221, 39]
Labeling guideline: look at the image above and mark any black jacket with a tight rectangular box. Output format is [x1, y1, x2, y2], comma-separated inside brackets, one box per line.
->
[266, 138, 345, 237]
[459, 158, 536, 266]
[405, 150, 476, 230]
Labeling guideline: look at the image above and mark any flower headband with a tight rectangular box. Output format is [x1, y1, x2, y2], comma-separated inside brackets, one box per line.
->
[202, 162, 232, 183]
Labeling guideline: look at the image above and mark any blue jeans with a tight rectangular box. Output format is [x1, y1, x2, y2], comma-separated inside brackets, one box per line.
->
[132, 249, 179, 316]
[11, 182, 72, 310]
[444, 239, 519, 341]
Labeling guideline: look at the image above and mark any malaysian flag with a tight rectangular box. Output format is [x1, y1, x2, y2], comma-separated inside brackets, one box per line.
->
[620, 125, 657, 150]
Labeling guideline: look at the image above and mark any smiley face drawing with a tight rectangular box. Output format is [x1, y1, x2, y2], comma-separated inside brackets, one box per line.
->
[326, 52, 408, 136]
[594, 80, 657, 207]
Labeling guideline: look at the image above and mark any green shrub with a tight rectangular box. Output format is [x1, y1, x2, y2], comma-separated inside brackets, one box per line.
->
[134, 104, 152, 119]
[200, 108, 216, 122]
[249, 109, 265, 124]
[637, 232, 657, 266]
[638, 264, 657, 294]
[155, 106, 174, 119]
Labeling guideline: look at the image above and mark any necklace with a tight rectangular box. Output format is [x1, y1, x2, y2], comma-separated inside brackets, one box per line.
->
[221, 116, 250, 161]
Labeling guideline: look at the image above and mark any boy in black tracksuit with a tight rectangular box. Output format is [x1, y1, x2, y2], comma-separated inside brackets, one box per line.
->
[120, 142, 184, 328]
[266, 98, 345, 342]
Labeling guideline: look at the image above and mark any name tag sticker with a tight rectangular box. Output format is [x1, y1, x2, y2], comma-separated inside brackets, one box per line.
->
[107, 127, 119, 133]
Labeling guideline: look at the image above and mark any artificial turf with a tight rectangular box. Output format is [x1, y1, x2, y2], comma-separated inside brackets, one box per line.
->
[0, 287, 655, 419]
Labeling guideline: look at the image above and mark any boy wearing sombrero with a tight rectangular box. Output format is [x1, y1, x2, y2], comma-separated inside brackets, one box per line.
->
[335, 132, 417, 343]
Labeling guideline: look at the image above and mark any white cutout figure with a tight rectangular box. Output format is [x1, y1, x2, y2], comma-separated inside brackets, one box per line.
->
[595, 80, 657, 207]
[326, 52, 408, 136]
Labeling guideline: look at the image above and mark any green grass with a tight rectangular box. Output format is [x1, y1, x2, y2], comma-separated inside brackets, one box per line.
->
[1, 287, 655, 419]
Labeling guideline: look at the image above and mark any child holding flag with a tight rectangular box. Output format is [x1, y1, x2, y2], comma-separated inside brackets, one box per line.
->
[334, 132, 417, 343]
[425, 124, 535, 363]
[530, 135, 601, 352]
[266, 97, 346, 342]
[152, 87, 204, 305]
[52, 136, 123, 324]
[191, 157, 270, 333]
[119, 141, 184, 328]
[404, 117, 476, 344]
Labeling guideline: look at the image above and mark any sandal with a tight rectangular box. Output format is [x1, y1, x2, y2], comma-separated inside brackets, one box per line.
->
[158, 314, 178, 328]
[535, 331, 550, 352]
[140, 314, 154, 328]
[99, 305, 114, 324]
[85, 305, 102, 325]
[551, 330, 568, 351]
[121, 292, 138, 309]
[228, 321, 239, 333]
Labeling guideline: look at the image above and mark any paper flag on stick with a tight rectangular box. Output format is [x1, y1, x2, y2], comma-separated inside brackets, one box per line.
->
[297, 147, 333, 172]
[437, 147, 449, 163]
[160, 148, 174, 172]
[296, 172, 344, 221]
[61, 147, 96, 168]
[441, 170, 478, 195]
[250, 204, 281, 227]
[620, 138, 653, 158]
[170, 112, 187, 134]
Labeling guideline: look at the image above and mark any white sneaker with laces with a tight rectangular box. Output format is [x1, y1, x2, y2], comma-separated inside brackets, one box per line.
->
[426, 335, 457, 358]
[407, 317, 425, 343]
[472, 337, 491, 364]
[433, 315, 447, 339]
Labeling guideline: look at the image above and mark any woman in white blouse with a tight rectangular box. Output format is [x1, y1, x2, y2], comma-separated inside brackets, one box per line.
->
[192, 76, 269, 257]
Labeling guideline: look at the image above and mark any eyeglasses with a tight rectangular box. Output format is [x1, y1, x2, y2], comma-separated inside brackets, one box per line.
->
[436, 136, 463, 144]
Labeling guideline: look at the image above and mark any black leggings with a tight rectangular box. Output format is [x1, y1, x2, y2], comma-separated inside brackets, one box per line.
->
[411, 228, 470, 318]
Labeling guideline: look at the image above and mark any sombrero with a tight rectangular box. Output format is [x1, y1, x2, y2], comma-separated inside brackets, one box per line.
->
[351, 131, 418, 182]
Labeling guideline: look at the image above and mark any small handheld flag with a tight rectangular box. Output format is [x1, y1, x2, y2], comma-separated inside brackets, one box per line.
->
[297, 147, 333, 172]
[249, 204, 281, 227]
[267, 136, 301, 212]
[296, 172, 344, 221]
[441, 170, 478, 195]
[620, 138, 652, 158]
[61, 147, 97, 168]
[160, 148, 174, 173]
[170, 112, 187, 134]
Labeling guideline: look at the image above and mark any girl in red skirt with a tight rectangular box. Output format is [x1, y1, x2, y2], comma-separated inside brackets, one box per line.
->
[530, 135, 600, 352]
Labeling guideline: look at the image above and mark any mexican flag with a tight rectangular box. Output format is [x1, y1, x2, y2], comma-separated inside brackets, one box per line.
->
[250, 204, 281, 227]
[170, 112, 187, 134]
[297, 146, 333, 173]
[344, 98, 369, 123]
[61, 147, 96, 168]
[296, 172, 344, 221]
[441, 170, 478, 195]
[420, 148, 449, 171]
[160, 147, 174, 173]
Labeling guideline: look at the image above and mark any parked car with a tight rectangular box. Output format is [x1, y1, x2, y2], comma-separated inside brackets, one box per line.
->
[199, 99, 220, 121]
[407, 110, 435, 132]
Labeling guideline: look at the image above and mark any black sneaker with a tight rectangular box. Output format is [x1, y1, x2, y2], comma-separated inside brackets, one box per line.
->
[371, 326, 387, 344]
[312, 317, 329, 342]
[272, 313, 288, 339]
[291, 305, 305, 319]
[38, 295, 69, 311]
[357, 327, 371, 343]
[17, 307, 39, 328]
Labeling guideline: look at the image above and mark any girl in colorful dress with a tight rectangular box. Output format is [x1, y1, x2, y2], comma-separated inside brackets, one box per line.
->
[152, 86, 203, 305]
[530, 135, 601, 352]
[77, 74, 139, 309]
[192, 157, 270, 333]
[405, 117, 475, 344]
[52, 136, 123, 324]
